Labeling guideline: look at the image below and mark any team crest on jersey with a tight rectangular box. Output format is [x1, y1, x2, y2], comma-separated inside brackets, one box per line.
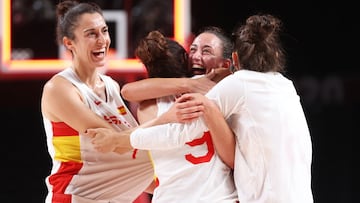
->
[118, 105, 127, 115]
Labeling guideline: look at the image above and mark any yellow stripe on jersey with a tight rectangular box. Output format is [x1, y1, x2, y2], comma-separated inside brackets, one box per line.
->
[53, 135, 82, 163]
[148, 151, 159, 186]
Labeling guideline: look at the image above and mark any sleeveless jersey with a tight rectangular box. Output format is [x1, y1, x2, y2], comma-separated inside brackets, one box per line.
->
[130, 95, 238, 202]
[43, 68, 154, 203]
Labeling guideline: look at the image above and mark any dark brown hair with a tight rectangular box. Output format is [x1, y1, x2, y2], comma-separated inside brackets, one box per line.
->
[55, 0, 103, 45]
[135, 30, 191, 78]
[232, 14, 286, 72]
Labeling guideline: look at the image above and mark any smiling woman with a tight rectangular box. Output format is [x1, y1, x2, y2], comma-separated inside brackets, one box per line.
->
[40, 1, 154, 203]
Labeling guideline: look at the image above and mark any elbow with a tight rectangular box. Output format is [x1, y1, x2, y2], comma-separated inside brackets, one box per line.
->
[120, 84, 134, 101]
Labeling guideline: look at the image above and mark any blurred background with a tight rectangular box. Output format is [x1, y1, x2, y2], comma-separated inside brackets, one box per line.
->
[1, 0, 356, 202]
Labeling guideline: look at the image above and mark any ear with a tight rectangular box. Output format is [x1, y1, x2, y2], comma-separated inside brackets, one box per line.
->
[63, 36, 73, 51]
[232, 51, 240, 71]
[222, 58, 232, 69]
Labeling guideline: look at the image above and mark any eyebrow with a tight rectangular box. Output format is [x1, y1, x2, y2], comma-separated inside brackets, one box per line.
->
[83, 25, 108, 33]
[202, 45, 213, 49]
[83, 28, 95, 33]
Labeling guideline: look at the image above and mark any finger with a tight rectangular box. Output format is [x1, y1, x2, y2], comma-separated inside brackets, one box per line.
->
[94, 144, 105, 153]
[95, 145, 112, 153]
[178, 111, 203, 122]
[114, 147, 132, 154]
[205, 68, 216, 79]
[177, 105, 204, 114]
[175, 93, 195, 103]
[84, 128, 97, 138]
[176, 100, 203, 110]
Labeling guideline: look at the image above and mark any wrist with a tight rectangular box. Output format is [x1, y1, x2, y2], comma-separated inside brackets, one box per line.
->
[204, 100, 220, 116]
[179, 78, 191, 93]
